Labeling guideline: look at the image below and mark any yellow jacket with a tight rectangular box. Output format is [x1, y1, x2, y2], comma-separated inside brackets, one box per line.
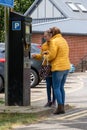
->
[44, 34, 71, 71]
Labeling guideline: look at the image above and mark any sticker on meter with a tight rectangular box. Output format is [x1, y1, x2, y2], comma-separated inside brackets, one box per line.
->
[12, 21, 21, 31]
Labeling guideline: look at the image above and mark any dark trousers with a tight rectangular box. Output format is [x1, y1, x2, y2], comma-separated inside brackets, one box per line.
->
[46, 76, 55, 103]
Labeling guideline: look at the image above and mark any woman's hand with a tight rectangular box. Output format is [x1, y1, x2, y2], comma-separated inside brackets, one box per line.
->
[32, 54, 36, 58]
[42, 51, 49, 55]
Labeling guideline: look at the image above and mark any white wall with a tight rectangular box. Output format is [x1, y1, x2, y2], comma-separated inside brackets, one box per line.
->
[31, 0, 63, 18]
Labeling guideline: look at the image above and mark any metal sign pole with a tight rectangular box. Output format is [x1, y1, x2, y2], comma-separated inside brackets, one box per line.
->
[4, 7, 9, 105]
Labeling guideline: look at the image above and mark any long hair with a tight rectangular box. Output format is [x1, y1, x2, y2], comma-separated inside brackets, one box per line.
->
[49, 27, 61, 36]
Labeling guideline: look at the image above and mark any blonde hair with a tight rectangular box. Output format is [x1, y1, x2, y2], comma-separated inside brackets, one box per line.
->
[49, 27, 61, 36]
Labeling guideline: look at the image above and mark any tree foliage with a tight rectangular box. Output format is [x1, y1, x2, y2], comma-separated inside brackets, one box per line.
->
[0, 6, 4, 42]
[0, 0, 35, 42]
[14, 0, 34, 14]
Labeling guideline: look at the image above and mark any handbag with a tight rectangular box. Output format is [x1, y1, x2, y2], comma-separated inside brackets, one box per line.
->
[39, 58, 51, 80]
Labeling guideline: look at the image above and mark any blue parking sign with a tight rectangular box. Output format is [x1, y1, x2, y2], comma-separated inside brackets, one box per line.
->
[12, 21, 21, 31]
[0, 0, 14, 7]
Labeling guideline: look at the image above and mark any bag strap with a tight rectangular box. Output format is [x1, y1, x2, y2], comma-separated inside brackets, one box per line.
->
[42, 58, 45, 65]
[42, 57, 49, 65]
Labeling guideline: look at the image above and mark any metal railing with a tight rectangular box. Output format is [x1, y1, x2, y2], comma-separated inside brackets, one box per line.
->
[32, 17, 66, 24]
[76, 55, 87, 72]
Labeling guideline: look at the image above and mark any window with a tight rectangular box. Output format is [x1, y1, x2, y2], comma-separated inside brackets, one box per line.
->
[76, 3, 87, 12]
[67, 3, 79, 11]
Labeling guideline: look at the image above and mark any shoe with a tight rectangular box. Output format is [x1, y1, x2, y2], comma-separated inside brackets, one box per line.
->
[51, 102, 56, 108]
[44, 102, 52, 107]
[54, 109, 65, 114]
[54, 104, 65, 114]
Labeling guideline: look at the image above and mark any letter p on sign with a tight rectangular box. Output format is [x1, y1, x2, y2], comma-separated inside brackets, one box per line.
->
[12, 21, 21, 31]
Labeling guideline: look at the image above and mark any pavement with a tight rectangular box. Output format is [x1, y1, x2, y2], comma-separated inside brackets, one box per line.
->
[0, 72, 87, 115]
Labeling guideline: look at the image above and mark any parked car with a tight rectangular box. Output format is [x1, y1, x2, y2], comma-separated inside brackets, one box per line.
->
[30, 43, 42, 88]
[69, 64, 75, 73]
[0, 43, 5, 92]
[0, 42, 42, 91]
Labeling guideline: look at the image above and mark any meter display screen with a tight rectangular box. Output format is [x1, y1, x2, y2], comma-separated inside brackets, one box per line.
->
[25, 23, 31, 46]
[25, 25, 30, 34]
[25, 24, 30, 44]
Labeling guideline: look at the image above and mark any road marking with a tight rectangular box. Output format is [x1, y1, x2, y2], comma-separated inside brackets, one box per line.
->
[67, 112, 87, 120]
[66, 82, 83, 94]
[56, 110, 87, 120]
[66, 75, 84, 94]
[31, 87, 46, 102]
[31, 97, 46, 102]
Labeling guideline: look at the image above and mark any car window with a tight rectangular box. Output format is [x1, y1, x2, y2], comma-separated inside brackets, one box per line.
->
[31, 47, 40, 53]
[0, 42, 41, 54]
[31, 44, 41, 54]
[0, 43, 5, 48]
[0, 48, 5, 53]
[0, 43, 5, 53]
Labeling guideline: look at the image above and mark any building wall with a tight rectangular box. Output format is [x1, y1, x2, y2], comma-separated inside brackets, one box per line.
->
[32, 33, 87, 67]
[32, 33, 43, 44]
[64, 35, 87, 66]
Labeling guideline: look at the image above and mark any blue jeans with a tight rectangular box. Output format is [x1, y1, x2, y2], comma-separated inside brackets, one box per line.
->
[52, 70, 69, 105]
[46, 76, 55, 103]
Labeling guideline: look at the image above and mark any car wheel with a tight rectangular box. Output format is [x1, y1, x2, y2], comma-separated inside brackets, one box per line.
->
[0, 76, 4, 92]
[30, 69, 39, 88]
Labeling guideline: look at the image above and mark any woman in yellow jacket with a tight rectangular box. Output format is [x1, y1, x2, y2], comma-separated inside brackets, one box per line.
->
[32, 31, 56, 107]
[44, 27, 70, 114]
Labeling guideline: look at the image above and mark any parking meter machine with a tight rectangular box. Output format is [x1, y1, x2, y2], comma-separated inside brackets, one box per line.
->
[5, 11, 32, 106]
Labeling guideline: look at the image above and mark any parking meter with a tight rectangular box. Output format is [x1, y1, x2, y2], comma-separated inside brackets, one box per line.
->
[5, 11, 32, 106]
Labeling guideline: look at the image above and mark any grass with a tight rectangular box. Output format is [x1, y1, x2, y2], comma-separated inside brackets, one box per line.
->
[0, 98, 47, 129]
[0, 99, 5, 104]
[0, 97, 44, 130]
[0, 113, 43, 130]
